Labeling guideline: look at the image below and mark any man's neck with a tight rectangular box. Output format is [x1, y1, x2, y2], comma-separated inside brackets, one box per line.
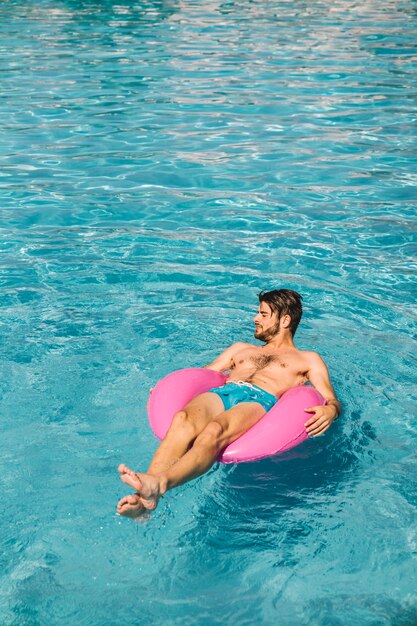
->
[263, 333, 295, 350]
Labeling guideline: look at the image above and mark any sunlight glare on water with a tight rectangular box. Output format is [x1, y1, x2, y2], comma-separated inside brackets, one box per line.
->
[0, 0, 416, 624]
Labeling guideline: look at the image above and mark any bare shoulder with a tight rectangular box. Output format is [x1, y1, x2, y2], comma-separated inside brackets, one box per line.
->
[302, 350, 324, 361]
[299, 350, 326, 367]
[228, 341, 254, 354]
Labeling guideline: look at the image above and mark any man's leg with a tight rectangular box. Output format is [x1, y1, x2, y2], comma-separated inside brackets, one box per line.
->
[117, 392, 224, 517]
[117, 402, 265, 517]
[146, 392, 224, 475]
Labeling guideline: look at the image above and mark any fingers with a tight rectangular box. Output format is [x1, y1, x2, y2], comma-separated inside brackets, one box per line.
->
[305, 405, 337, 437]
[304, 407, 334, 428]
[307, 421, 330, 437]
[304, 406, 321, 427]
[305, 410, 328, 436]
[306, 413, 332, 436]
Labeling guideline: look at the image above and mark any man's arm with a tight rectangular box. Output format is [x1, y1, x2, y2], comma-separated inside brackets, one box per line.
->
[204, 342, 250, 373]
[304, 352, 342, 437]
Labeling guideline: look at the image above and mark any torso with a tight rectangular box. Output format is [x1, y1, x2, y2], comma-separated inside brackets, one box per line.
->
[227, 344, 311, 398]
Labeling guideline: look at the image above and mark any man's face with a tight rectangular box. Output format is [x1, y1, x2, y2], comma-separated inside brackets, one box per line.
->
[253, 302, 281, 342]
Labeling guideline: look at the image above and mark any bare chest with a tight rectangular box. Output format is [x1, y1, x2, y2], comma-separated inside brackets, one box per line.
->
[233, 349, 296, 372]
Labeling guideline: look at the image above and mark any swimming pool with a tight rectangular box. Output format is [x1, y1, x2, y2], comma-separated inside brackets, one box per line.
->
[1, 0, 416, 623]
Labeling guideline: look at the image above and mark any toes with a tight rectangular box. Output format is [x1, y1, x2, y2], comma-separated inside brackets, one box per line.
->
[118, 465, 143, 490]
[120, 472, 143, 491]
[126, 494, 141, 506]
[117, 495, 133, 511]
[117, 494, 145, 516]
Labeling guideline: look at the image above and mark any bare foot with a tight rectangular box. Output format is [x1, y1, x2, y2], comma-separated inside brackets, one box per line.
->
[118, 464, 143, 491]
[118, 464, 163, 511]
[117, 494, 147, 518]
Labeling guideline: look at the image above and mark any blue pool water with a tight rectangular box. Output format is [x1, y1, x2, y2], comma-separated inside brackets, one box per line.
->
[1, 0, 416, 623]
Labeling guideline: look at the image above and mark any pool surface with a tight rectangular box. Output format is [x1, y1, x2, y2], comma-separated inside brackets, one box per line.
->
[1, 0, 416, 624]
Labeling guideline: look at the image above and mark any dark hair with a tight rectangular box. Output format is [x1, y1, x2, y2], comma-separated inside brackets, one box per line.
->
[258, 289, 303, 336]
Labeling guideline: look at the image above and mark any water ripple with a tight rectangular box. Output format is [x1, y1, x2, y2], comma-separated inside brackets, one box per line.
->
[1, 0, 417, 624]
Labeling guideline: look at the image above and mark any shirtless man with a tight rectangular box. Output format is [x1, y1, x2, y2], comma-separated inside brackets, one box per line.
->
[117, 289, 341, 518]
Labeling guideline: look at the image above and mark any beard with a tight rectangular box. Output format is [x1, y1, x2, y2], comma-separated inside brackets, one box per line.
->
[254, 319, 281, 342]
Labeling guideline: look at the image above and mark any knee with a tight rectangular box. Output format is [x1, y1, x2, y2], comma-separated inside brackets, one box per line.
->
[172, 410, 187, 424]
[195, 421, 224, 451]
[171, 410, 196, 436]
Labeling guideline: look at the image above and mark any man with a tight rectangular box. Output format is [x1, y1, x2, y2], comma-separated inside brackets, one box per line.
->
[117, 289, 341, 518]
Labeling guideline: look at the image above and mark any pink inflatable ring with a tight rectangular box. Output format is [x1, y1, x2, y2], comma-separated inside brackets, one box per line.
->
[147, 368, 325, 464]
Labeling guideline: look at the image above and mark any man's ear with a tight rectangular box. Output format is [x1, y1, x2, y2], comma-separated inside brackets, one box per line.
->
[281, 314, 291, 329]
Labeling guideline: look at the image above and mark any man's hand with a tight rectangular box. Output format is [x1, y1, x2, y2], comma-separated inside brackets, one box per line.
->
[304, 404, 338, 437]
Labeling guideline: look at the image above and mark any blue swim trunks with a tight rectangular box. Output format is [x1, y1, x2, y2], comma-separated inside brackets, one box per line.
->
[209, 381, 277, 412]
